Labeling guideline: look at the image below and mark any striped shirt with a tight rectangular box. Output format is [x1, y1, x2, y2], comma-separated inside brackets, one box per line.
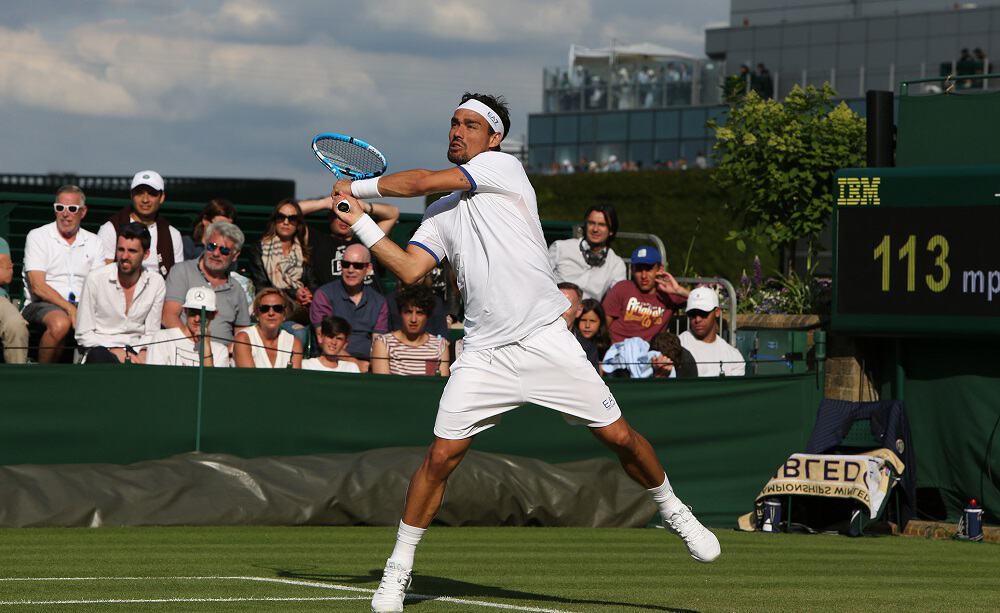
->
[376, 332, 447, 376]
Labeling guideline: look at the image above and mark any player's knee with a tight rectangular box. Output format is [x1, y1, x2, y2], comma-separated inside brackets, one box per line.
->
[425, 443, 465, 476]
[596, 422, 635, 453]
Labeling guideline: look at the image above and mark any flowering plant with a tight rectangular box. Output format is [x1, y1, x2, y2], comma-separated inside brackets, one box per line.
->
[737, 256, 831, 315]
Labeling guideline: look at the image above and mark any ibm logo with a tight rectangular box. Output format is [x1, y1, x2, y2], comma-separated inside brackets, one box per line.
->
[836, 177, 881, 206]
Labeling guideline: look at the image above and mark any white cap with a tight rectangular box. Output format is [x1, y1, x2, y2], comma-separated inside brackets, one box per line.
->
[182, 286, 216, 312]
[130, 170, 164, 192]
[686, 287, 719, 312]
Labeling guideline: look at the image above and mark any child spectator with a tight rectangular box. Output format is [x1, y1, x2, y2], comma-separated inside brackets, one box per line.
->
[371, 284, 449, 376]
[575, 298, 611, 371]
[649, 330, 699, 379]
[143, 287, 230, 367]
[234, 288, 302, 369]
[302, 316, 361, 373]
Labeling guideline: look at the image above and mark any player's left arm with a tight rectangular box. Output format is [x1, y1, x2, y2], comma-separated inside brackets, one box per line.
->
[334, 167, 471, 199]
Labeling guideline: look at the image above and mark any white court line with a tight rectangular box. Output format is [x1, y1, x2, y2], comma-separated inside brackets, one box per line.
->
[0, 576, 580, 613]
[0, 597, 366, 605]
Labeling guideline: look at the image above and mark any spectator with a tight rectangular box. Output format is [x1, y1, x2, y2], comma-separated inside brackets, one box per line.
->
[603, 246, 689, 344]
[22, 185, 104, 363]
[162, 221, 251, 345]
[575, 298, 611, 372]
[309, 243, 388, 371]
[694, 151, 708, 170]
[548, 204, 626, 301]
[234, 288, 303, 369]
[245, 199, 317, 344]
[97, 170, 183, 277]
[679, 287, 745, 377]
[753, 63, 774, 99]
[302, 315, 361, 373]
[386, 274, 449, 337]
[557, 281, 600, 370]
[309, 197, 398, 288]
[0, 235, 28, 363]
[371, 284, 449, 376]
[649, 330, 698, 379]
[144, 287, 230, 367]
[75, 223, 165, 364]
[183, 199, 237, 261]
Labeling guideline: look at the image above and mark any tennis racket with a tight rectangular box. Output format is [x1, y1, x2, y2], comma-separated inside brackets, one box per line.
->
[311, 133, 388, 212]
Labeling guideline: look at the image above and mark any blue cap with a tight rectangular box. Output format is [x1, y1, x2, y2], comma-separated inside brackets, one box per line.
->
[630, 246, 662, 265]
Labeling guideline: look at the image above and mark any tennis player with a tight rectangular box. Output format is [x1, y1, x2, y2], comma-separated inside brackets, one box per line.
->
[332, 92, 720, 613]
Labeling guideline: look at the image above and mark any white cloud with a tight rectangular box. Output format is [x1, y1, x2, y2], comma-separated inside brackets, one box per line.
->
[597, 17, 706, 56]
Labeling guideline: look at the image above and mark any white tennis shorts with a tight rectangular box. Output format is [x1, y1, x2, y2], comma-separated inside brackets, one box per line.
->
[433, 318, 623, 439]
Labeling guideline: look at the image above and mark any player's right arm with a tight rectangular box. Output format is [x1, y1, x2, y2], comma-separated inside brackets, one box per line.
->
[334, 167, 471, 199]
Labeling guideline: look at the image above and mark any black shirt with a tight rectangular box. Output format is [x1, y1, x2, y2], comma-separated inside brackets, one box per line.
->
[309, 231, 383, 291]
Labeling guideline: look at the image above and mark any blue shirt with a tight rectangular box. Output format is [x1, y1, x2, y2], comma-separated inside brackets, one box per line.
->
[309, 281, 388, 360]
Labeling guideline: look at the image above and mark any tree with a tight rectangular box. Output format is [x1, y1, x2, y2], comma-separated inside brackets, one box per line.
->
[709, 84, 865, 272]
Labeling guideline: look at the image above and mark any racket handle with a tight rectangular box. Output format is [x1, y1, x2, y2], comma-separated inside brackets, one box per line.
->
[337, 200, 351, 213]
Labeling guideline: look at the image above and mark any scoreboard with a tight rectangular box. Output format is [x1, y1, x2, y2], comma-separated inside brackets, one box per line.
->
[832, 166, 1000, 335]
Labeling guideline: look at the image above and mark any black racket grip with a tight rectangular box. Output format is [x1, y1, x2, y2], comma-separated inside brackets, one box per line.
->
[337, 200, 351, 213]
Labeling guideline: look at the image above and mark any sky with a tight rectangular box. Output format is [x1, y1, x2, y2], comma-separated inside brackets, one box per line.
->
[0, 0, 728, 212]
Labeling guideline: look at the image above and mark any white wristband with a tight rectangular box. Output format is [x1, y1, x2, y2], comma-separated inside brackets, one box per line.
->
[351, 214, 386, 248]
[351, 177, 382, 200]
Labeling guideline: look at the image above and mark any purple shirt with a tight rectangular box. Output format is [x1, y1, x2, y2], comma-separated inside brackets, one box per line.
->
[310, 280, 388, 360]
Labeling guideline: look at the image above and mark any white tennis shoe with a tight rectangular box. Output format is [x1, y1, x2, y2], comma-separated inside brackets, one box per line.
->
[662, 503, 721, 563]
[371, 560, 412, 613]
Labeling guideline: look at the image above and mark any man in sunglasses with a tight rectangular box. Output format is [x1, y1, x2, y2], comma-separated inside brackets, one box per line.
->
[308, 195, 399, 290]
[678, 287, 745, 377]
[161, 221, 251, 346]
[97, 170, 184, 277]
[602, 246, 689, 344]
[21, 185, 104, 363]
[309, 243, 388, 371]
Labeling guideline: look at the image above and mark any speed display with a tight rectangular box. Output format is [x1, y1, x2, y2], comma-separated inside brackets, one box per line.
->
[832, 166, 1000, 335]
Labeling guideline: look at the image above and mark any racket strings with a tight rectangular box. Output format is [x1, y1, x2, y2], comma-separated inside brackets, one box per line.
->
[315, 139, 385, 175]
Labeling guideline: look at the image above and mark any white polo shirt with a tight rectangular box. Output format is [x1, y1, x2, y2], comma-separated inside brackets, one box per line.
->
[97, 219, 184, 276]
[410, 151, 569, 352]
[22, 222, 104, 306]
[74, 263, 166, 348]
[679, 330, 746, 377]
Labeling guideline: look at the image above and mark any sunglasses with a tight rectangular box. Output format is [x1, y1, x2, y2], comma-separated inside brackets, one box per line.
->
[258, 303, 286, 314]
[184, 308, 209, 317]
[686, 310, 712, 319]
[205, 242, 233, 256]
[341, 261, 369, 270]
[53, 203, 82, 214]
[275, 213, 301, 224]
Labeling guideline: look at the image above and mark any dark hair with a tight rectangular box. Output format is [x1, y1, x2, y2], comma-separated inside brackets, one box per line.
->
[557, 281, 583, 302]
[118, 221, 151, 251]
[577, 298, 611, 357]
[649, 330, 683, 365]
[396, 284, 436, 315]
[320, 315, 352, 338]
[192, 198, 237, 243]
[460, 92, 511, 150]
[584, 204, 619, 244]
[262, 198, 311, 264]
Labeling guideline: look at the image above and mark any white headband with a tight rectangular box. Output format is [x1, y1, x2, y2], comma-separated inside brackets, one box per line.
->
[456, 99, 504, 137]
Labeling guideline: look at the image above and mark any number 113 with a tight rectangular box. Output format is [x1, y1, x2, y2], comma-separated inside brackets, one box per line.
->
[872, 234, 950, 293]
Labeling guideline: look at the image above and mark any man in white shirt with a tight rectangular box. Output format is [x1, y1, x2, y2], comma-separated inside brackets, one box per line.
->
[75, 223, 165, 363]
[679, 287, 746, 377]
[97, 170, 184, 277]
[21, 185, 104, 363]
[331, 92, 720, 613]
[143, 286, 230, 367]
[548, 204, 626, 301]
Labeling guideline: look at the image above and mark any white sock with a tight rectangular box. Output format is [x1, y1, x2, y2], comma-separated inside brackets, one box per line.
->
[646, 473, 681, 519]
[388, 521, 425, 569]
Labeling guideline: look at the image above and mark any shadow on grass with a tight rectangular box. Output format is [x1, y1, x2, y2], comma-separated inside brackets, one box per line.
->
[264, 566, 700, 613]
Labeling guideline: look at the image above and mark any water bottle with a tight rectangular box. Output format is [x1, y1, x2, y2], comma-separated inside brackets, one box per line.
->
[958, 499, 984, 542]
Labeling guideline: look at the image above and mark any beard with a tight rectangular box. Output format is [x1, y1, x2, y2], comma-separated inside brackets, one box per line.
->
[447, 149, 470, 165]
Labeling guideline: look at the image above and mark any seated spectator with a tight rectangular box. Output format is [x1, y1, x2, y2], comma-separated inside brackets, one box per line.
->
[601, 336, 660, 379]
[75, 223, 165, 364]
[386, 273, 449, 337]
[302, 315, 361, 373]
[575, 298, 611, 372]
[144, 287, 230, 367]
[309, 244, 388, 371]
[371, 284, 449, 376]
[22, 185, 104, 363]
[234, 288, 302, 369]
[162, 221, 251, 346]
[0, 235, 28, 363]
[245, 199, 317, 340]
[649, 330, 698, 379]
[679, 287, 746, 377]
[557, 282, 600, 368]
[603, 246, 689, 344]
[97, 171, 183, 277]
[309, 197, 398, 289]
[183, 199, 236, 261]
[548, 204, 626, 301]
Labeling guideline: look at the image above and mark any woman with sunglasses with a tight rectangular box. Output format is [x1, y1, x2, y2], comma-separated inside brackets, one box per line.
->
[234, 288, 303, 369]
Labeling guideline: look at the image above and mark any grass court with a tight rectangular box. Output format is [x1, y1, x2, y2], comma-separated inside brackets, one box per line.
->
[1, 526, 995, 612]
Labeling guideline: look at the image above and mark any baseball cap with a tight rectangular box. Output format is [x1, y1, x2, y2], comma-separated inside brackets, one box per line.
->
[130, 170, 164, 192]
[182, 287, 217, 312]
[686, 287, 719, 312]
[630, 246, 662, 266]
